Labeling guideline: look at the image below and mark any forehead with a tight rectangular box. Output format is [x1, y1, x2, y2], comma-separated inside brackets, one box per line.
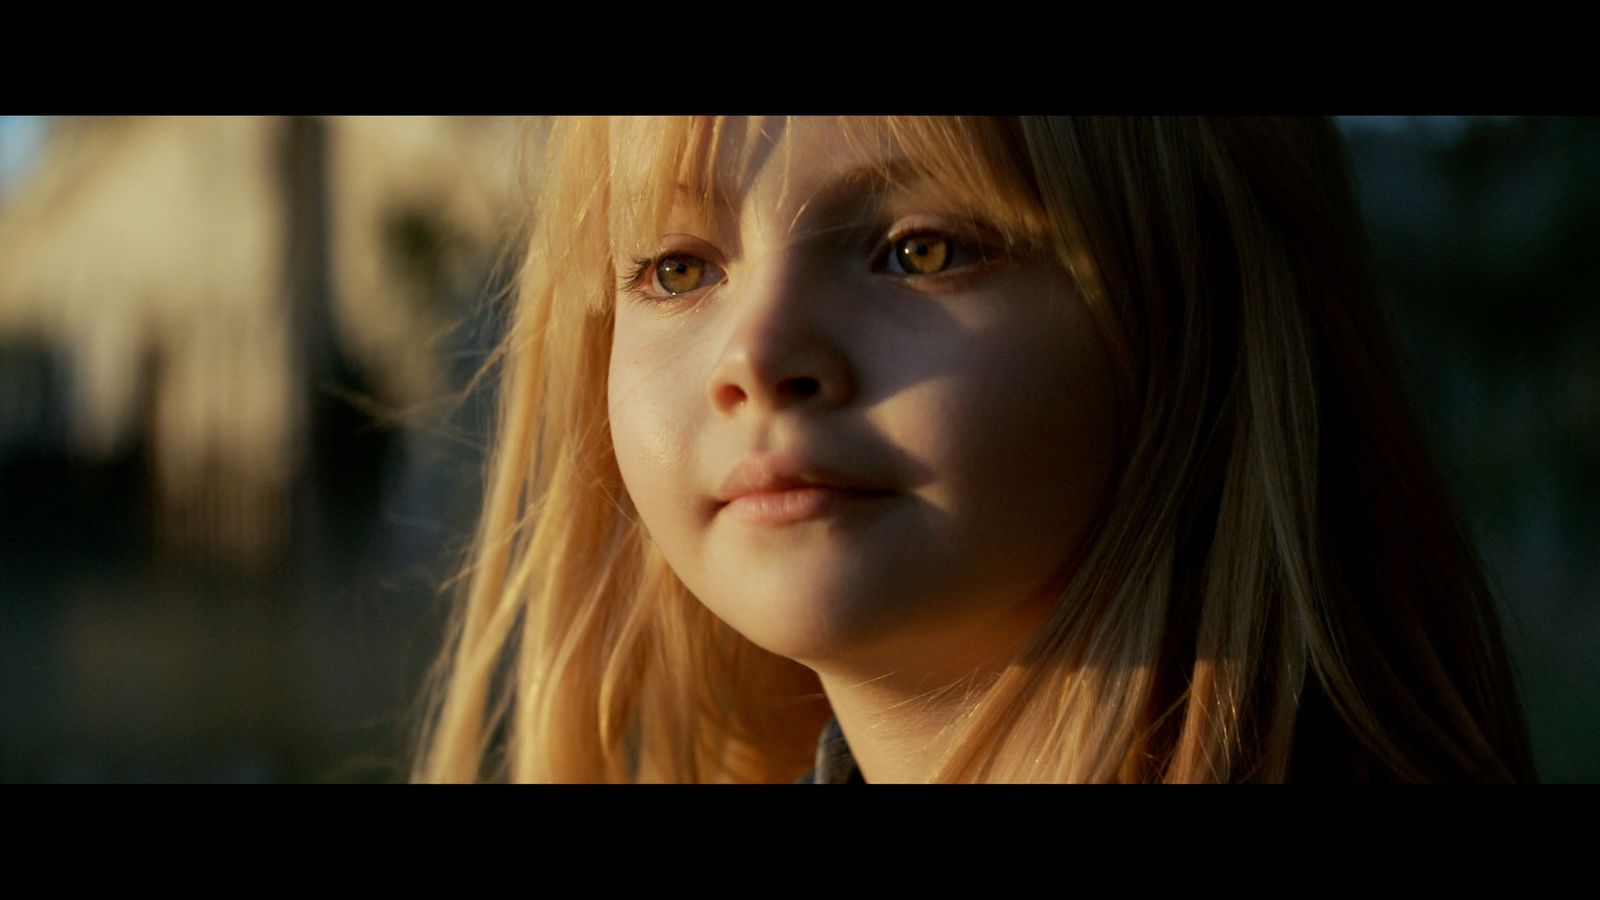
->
[604, 117, 1047, 254]
[608, 117, 900, 221]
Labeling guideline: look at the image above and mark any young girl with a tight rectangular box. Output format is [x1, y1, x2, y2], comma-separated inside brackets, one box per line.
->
[415, 117, 1536, 783]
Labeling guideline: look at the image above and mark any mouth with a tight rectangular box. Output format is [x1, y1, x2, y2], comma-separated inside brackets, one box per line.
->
[718, 485, 896, 526]
[713, 451, 895, 525]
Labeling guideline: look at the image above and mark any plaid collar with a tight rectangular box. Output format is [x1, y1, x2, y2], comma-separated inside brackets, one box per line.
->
[796, 716, 866, 784]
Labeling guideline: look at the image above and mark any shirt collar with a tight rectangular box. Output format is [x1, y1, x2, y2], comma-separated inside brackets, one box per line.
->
[798, 716, 866, 784]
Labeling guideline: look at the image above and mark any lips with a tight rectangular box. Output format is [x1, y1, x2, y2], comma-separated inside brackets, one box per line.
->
[714, 452, 893, 506]
[712, 452, 895, 526]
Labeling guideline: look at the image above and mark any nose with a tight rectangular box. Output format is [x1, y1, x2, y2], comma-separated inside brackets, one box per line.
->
[707, 255, 855, 418]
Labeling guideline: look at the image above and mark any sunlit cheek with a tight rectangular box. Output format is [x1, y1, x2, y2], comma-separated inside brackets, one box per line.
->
[635, 412, 690, 485]
[609, 369, 694, 527]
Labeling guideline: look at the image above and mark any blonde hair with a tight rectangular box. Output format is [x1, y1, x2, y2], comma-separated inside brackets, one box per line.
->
[415, 117, 1535, 783]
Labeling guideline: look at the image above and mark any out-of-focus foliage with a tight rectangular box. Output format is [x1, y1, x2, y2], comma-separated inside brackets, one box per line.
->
[0, 117, 527, 781]
[1342, 116, 1600, 781]
[0, 116, 526, 564]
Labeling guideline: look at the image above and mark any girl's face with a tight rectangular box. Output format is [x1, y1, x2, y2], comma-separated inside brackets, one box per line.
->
[607, 118, 1117, 678]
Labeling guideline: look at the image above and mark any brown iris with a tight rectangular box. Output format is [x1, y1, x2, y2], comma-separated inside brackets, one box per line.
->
[655, 256, 705, 295]
[895, 234, 951, 274]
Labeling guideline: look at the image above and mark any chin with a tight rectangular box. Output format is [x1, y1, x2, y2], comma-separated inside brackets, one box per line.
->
[709, 586, 912, 671]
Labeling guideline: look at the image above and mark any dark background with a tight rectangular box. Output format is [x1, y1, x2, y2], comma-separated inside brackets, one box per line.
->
[0, 116, 1593, 782]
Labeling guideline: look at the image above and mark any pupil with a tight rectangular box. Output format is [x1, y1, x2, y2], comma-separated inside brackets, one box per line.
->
[897, 235, 948, 273]
[657, 257, 700, 294]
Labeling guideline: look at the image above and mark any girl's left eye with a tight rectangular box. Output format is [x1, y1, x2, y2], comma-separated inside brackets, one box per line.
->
[880, 230, 983, 277]
[891, 233, 952, 275]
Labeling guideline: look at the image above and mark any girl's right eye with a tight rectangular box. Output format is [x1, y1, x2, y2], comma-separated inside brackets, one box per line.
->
[655, 256, 708, 294]
[623, 254, 726, 302]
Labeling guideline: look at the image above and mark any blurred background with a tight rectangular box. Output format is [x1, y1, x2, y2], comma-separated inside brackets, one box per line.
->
[0, 116, 1593, 782]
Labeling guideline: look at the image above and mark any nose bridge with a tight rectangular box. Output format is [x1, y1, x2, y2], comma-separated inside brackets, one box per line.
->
[708, 246, 852, 416]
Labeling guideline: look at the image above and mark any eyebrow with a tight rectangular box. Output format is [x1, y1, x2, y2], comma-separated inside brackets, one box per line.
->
[783, 157, 928, 233]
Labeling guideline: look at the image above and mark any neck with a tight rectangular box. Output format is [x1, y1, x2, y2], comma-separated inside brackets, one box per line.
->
[807, 613, 1041, 783]
[800, 578, 1065, 783]
[814, 665, 992, 783]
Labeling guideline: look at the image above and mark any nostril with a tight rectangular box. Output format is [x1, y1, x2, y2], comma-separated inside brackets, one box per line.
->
[714, 382, 749, 411]
[777, 376, 822, 404]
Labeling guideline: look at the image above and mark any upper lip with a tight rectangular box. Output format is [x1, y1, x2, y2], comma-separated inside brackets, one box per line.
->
[714, 452, 892, 504]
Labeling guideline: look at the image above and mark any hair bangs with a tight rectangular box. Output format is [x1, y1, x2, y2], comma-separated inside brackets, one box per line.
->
[602, 117, 1053, 272]
[602, 117, 758, 279]
[873, 116, 1050, 254]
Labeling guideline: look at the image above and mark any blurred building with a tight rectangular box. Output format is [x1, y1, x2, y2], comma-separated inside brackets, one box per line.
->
[0, 116, 529, 565]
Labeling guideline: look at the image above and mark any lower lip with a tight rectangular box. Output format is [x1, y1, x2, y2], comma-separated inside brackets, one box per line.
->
[722, 486, 893, 525]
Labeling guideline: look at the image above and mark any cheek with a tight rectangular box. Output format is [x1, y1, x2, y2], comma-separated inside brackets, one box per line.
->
[943, 322, 1093, 462]
[608, 329, 703, 537]
[610, 383, 683, 482]
[609, 370, 660, 505]
[930, 312, 1117, 572]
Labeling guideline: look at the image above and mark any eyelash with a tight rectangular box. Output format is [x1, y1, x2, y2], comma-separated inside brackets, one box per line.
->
[620, 256, 662, 295]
